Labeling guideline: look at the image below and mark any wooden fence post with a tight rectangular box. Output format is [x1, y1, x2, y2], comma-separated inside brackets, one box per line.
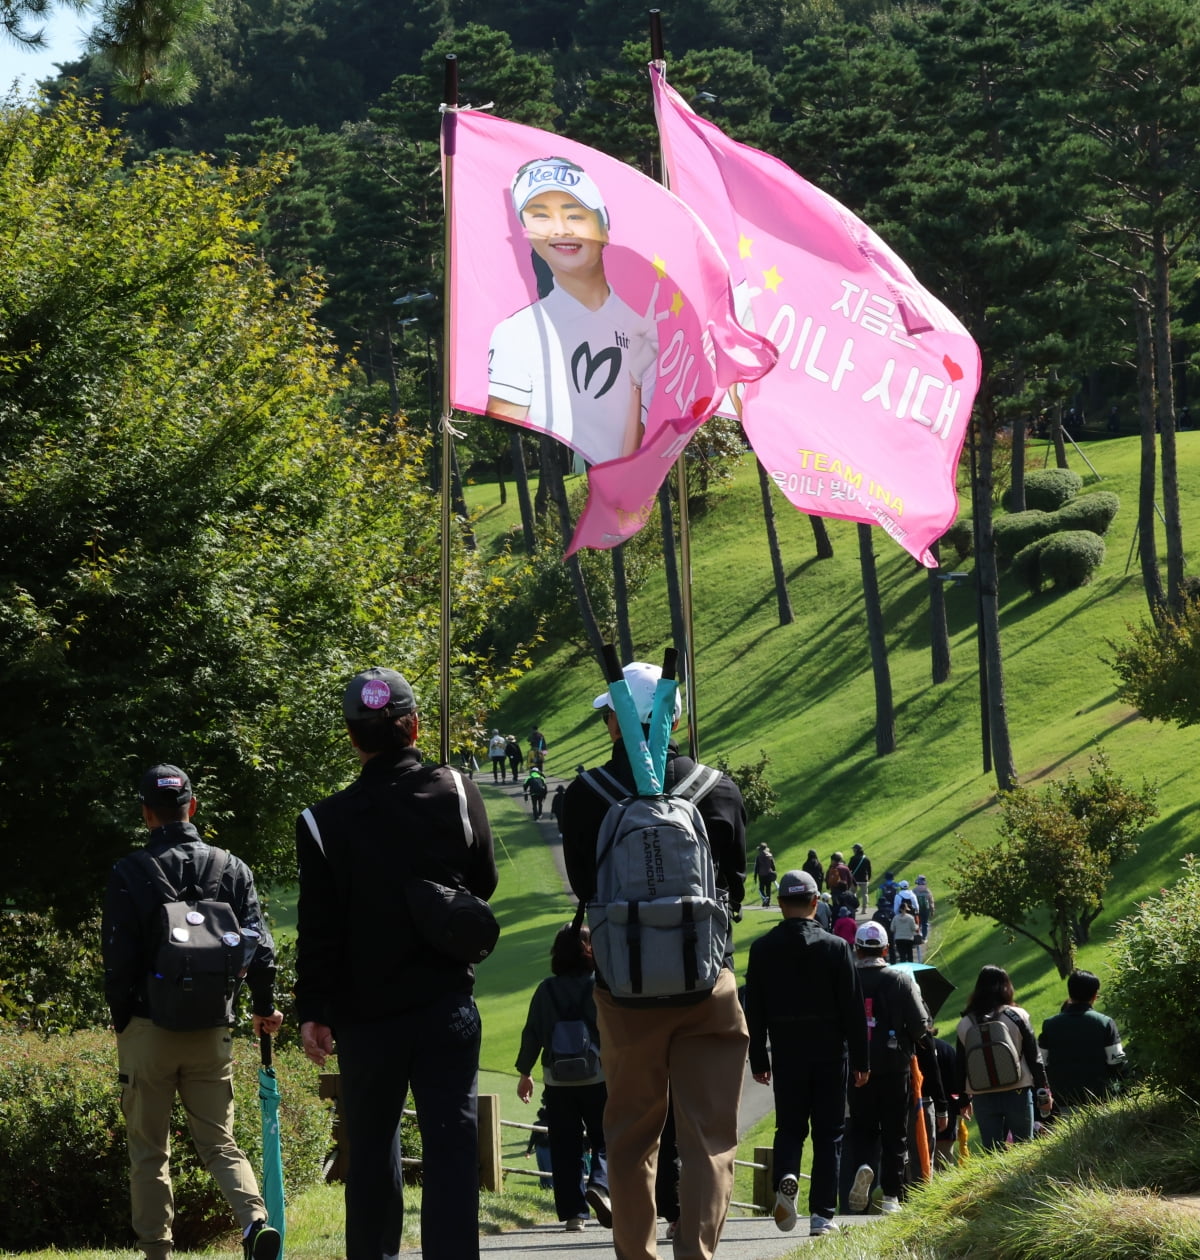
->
[477, 1093, 502, 1192]
[753, 1145, 774, 1215]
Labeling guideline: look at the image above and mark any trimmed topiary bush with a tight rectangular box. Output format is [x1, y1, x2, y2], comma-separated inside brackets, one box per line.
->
[993, 510, 1057, 566]
[1003, 467, 1083, 512]
[1053, 490, 1120, 536]
[0, 1027, 330, 1250]
[941, 517, 973, 563]
[1012, 530, 1106, 593]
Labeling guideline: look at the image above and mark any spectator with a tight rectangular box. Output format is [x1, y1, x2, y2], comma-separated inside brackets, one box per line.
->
[848, 844, 872, 908]
[892, 880, 919, 918]
[506, 734, 523, 781]
[754, 843, 777, 907]
[802, 849, 825, 888]
[516, 924, 610, 1233]
[550, 784, 566, 836]
[878, 871, 900, 906]
[914, 876, 935, 958]
[746, 869, 868, 1239]
[1038, 970, 1128, 1112]
[930, 1031, 965, 1169]
[891, 903, 918, 964]
[489, 728, 508, 782]
[529, 725, 548, 770]
[833, 905, 858, 947]
[825, 851, 854, 895]
[524, 765, 549, 818]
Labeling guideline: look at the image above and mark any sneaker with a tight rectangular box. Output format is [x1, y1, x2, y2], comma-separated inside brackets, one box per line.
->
[848, 1163, 874, 1213]
[880, 1195, 903, 1215]
[243, 1221, 280, 1260]
[665, 1220, 678, 1241]
[585, 1185, 613, 1229]
[809, 1214, 841, 1237]
[564, 1218, 585, 1232]
[773, 1174, 799, 1232]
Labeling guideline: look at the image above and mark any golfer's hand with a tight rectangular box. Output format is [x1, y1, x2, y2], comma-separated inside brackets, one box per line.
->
[853, 1070, 870, 1087]
[753, 1071, 771, 1086]
[254, 1010, 284, 1037]
[517, 1073, 534, 1104]
[301, 1020, 335, 1067]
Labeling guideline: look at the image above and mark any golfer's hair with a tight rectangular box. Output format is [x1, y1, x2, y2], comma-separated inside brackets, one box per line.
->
[1067, 969, 1101, 1003]
[963, 964, 1015, 1017]
[551, 922, 593, 976]
[144, 803, 190, 825]
[346, 712, 418, 755]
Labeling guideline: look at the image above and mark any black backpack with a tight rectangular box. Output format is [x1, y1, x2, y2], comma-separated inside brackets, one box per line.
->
[545, 980, 602, 1083]
[119, 846, 245, 1031]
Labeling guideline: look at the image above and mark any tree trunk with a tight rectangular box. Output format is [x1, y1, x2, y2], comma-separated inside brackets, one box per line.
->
[857, 523, 895, 756]
[450, 444, 474, 551]
[510, 431, 535, 555]
[1133, 278, 1167, 620]
[494, 457, 507, 506]
[927, 539, 951, 684]
[544, 443, 606, 671]
[975, 408, 1018, 790]
[1051, 405, 1068, 469]
[809, 514, 834, 559]
[658, 479, 687, 659]
[1152, 228, 1186, 612]
[611, 545, 634, 662]
[1009, 415, 1026, 512]
[756, 458, 794, 626]
[534, 437, 553, 519]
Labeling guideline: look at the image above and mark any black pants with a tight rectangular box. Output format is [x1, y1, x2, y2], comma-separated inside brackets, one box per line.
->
[847, 1069, 910, 1200]
[770, 1052, 847, 1219]
[545, 1081, 608, 1221]
[337, 995, 482, 1260]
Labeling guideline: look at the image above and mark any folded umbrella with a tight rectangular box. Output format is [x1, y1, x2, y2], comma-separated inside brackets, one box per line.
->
[259, 1033, 285, 1251]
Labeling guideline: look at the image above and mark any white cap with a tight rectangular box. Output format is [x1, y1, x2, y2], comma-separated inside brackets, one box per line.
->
[592, 662, 681, 725]
[512, 157, 608, 226]
[855, 921, 890, 949]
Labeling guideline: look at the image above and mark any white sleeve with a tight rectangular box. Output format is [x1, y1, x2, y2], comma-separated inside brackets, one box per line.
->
[488, 312, 535, 407]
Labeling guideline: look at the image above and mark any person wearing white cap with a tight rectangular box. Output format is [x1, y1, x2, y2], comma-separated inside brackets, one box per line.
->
[487, 156, 659, 467]
[561, 660, 748, 1260]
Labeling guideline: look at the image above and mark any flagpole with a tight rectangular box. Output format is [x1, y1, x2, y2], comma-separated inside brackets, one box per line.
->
[439, 53, 459, 767]
[650, 9, 701, 759]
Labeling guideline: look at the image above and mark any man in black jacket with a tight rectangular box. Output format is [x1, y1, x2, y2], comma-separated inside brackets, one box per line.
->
[745, 869, 868, 1239]
[102, 765, 283, 1260]
[295, 668, 497, 1260]
[561, 660, 748, 1260]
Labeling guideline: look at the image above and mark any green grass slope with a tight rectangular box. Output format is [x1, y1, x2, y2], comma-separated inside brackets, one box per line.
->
[478, 433, 1200, 1032]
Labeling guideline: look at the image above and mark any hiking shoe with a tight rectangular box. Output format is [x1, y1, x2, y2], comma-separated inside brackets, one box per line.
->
[585, 1185, 613, 1229]
[848, 1163, 874, 1213]
[243, 1221, 280, 1260]
[880, 1195, 902, 1215]
[564, 1218, 585, 1232]
[773, 1174, 799, 1232]
[809, 1214, 840, 1237]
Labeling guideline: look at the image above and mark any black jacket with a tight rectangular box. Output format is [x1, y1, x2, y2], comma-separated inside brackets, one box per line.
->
[515, 971, 601, 1078]
[745, 916, 868, 1074]
[561, 739, 746, 990]
[101, 821, 276, 1033]
[294, 746, 497, 1029]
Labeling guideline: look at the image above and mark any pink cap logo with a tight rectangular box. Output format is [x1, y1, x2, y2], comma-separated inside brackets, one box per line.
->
[360, 679, 392, 710]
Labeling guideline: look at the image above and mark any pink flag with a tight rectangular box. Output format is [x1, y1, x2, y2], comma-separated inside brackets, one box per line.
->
[444, 109, 777, 553]
[652, 67, 981, 567]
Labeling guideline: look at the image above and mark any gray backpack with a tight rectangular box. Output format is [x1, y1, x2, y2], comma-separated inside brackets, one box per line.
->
[581, 763, 727, 1006]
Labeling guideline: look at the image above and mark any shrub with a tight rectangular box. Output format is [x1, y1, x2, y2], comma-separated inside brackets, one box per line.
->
[1012, 530, 1106, 594]
[0, 1027, 330, 1249]
[1003, 467, 1083, 512]
[1054, 490, 1120, 536]
[713, 750, 779, 824]
[0, 911, 108, 1032]
[993, 510, 1057, 566]
[941, 517, 973, 564]
[1107, 855, 1200, 1096]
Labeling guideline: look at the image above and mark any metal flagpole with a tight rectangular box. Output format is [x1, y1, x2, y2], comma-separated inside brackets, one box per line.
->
[439, 54, 459, 767]
[649, 9, 701, 759]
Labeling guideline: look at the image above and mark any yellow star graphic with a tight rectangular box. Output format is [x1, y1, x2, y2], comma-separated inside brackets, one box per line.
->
[670, 290, 684, 317]
[652, 254, 668, 279]
[763, 265, 783, 292]
[738, 233, 754, 259]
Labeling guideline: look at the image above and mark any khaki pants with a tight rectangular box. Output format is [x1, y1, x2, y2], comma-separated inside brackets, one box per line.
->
[117, 1017, 265, 1256]
[595, 968, 749, 1260]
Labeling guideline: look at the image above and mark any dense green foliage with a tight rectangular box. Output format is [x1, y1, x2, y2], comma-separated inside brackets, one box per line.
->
[1004, 468, 1085, 513]
[0, 1027, 329, 1249]
[1012, 529, 1107, 594]
[993, 510, 1058, 566]
[951, 751, 1158, 976]
[0, 913, 108, 1032]
[0, 95, 521, 917]
[1110, 600, 1200, 728]
[1055, 490, 1121, 537]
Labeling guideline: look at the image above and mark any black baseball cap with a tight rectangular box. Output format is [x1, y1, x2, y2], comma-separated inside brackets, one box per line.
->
[139, 764, 192, 809]
[343, 667, 416, 720]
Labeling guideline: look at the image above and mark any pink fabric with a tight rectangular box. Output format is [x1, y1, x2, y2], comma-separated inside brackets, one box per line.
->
[444, 109, 776, 554]
[652, 67, 982, 566]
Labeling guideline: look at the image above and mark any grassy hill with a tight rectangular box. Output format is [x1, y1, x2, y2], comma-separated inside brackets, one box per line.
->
[467, 431, 1200, 1035]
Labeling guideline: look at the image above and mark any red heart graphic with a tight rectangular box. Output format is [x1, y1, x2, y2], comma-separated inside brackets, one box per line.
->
[691, 395, 713, 420]
[943, 355, 964, 383]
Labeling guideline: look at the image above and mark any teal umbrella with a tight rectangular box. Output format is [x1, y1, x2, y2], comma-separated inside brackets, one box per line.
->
[258, 1034, 286, 1250]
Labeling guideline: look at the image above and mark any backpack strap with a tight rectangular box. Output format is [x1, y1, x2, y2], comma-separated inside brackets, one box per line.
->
[669, 762, 721, 805]
[118, 849, 180, 916]
[579, 767, 628, 808]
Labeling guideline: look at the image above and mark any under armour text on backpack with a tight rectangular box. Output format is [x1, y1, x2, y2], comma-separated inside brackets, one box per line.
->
[119, 846, 245, 1030]
[962, 1008, 1025, 1092]
[582, 763, 728, 1006]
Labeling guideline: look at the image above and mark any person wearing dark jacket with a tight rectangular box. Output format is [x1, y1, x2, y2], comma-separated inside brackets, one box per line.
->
[295, 668, 498, 1260]
[516, 923, 610, 1232]
[1038, 970, 1128, 1111]
[561, 660, 748, 1260]
[102, 765, 283, 1260]
[844, 921, 946, 1216]
[746, 869, 868, 1239]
